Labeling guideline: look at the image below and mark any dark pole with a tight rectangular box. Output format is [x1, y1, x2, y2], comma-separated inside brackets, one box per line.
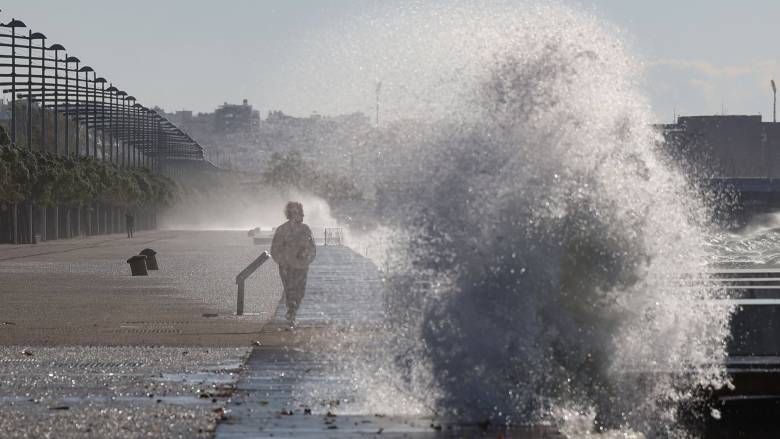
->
[134, 103, 139, 167]
[144, 110, 150, 169]
[128, 97, 136, 167]
[77, 67, 93, 157]
[64, 56, 79, 157]
[10, 24, 15, 144]
[92, 73, 97, 157]
[26, 30, 32, 151]
[85, 71, 89, 156]
[773, 79, 777, 123]
[39, 36, 46, 152]
[74, 60, 80, 155]
[50, 44, 64, 155]
[6, 20, 27, 146]
[107, 85, 115, 164]
[123, 95, 129, 167]
[99, 80, 105, 159]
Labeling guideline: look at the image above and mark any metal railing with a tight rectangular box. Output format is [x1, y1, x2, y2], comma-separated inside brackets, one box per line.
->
[324, 227, 344, 246]
[235, 251, 271, 316]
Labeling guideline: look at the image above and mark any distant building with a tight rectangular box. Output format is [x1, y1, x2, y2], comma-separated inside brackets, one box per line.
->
[661, 115, 780, 179]
[213, 99, 260, 134]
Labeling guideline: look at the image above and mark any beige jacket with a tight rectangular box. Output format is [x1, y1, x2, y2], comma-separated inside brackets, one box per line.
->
[271, 221, 316, 269]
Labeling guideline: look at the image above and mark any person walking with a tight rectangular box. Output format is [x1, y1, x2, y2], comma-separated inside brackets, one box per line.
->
[271, 202, 316, 328]
[125, 212, 134, 238]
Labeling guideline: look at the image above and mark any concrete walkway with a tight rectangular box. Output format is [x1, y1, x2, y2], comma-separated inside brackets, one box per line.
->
[0, 230, 559, 437]
[0, 230, 276, 437]
[217, 245, 560, 439]
[0, 230, 279, 346]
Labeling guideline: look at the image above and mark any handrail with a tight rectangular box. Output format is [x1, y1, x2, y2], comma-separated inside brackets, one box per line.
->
[235, 251, 270, 315]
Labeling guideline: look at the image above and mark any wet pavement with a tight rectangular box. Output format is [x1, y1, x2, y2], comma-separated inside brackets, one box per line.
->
[0, 230, 281, 345]
[217, 245, 562, 438]
[0, 230, 564, 437]
[0, 231, 274, 437]
[0, 346, 248, 438]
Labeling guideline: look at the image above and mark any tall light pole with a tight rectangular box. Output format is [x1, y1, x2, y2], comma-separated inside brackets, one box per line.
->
[117, 91, 127, 167]
[95, 77, 106, 159]
[50, 44, 65, 154]
[77, 66, 93, 156]
[3, 19, 26, 146]
[772, 79, 776, 123]
[2, 19, 26, 244]
[64, 56, 78, 156]
[30, 32, 47, 152]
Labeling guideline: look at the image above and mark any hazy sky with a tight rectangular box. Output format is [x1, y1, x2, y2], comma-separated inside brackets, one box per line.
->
[2, 1, 777, 123]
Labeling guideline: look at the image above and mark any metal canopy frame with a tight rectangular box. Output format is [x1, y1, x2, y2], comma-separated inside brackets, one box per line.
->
[0, 15, 205, 170]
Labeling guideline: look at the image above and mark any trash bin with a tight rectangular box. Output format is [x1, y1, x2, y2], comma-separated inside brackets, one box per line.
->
[139, 248, 158, 270]
[127, 255, 148, 276]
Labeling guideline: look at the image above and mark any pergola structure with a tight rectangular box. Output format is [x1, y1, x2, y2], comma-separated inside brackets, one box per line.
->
[0, 13, 206, 244]
[0, 16, 204, 170]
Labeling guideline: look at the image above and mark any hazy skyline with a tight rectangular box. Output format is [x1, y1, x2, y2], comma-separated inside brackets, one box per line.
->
[1, 0, 778, 123]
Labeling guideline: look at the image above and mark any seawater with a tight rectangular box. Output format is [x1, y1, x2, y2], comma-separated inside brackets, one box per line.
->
[294, 2, 735, 437]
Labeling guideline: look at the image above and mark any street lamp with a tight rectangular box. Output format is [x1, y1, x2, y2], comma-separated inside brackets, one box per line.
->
[126, 96, 136, 167]
[95, 77, 106, 159]
[2, 19, 26, 146]
[772, 79, 777, 123]
[49, 43, 65, 154]
[77, 65, 93, 156]
[30, 32, 46, 152]
[106, 85, 117, 164]
[117, 90, 127, 167]
[133, 101, 142, 168]
[65, 56, 80, 156]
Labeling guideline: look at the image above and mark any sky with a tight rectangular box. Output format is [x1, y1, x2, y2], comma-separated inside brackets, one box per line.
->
[1, 0, 778, 123]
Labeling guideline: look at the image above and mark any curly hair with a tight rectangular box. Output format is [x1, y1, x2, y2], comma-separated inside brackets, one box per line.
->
[284, 201, 304, 220]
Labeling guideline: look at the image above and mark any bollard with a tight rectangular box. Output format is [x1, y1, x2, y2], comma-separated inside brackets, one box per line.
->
[127, 255, 148, 276]
[139, 248, 158, 270]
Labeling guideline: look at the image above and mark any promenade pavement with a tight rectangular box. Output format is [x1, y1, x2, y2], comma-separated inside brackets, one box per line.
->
[0, 230, 279, 438]
[0, 230, 281, 346]
[0, 230, 560, 438]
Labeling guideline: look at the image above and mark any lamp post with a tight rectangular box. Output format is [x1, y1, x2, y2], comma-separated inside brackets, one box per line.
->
[26, 30, 33, 151]
[106, 85, 117, 164]
[29, 32, 46, 241]
[65, 56, 79, 155]
[95, 77, 106, 160]
[92, 75, 106, 160]
[48, 43, 65, 241]
[77, 66, 93, 156]
[3, 19, 26, 148]
[117, 91, 127, 167]
[28, 32, 47, 152]
[770, 79, 777, 122]
[4, 19, 26, 244]
[126, 96, 136, 167]
[49, 44, 64, 154]
[93, 77, 106, 234]
[106, 85, 117, 232]
[133, 102, 142, 168]
[64, 56, 78, 156]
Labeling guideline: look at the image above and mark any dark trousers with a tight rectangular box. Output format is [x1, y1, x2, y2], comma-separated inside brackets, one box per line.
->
[279, 265, 309, 320]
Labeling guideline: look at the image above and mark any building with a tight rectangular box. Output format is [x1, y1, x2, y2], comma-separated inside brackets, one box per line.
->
[213, 99, 260, 134]
[661, 115, 780, 179]
[661, 115, 780, 215]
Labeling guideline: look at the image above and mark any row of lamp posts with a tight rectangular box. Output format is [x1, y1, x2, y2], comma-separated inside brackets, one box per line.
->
[0, 14, 205, 244]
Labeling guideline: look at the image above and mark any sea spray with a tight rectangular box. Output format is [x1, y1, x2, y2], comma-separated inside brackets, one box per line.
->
[294, 2, 732, 435]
